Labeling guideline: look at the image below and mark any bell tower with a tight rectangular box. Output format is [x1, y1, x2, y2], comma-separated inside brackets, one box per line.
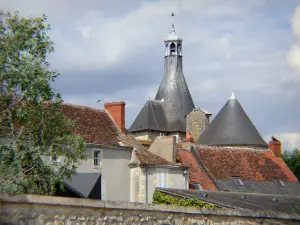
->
[155, 13, 195, 133]
[129, 13, 196, 142]
[164, 12, 183, 57]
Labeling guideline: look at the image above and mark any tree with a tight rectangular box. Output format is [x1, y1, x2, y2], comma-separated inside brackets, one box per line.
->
[282, 149, 300, 180]
[0, 11, 86, 195]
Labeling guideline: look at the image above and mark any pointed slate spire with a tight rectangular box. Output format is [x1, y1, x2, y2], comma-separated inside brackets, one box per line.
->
[155, 13, 195, 132]
[196, 92, 267, 147]
[129, 14, 195, 133]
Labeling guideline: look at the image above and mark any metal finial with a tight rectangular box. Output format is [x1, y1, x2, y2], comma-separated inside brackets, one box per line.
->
[230, 90, 236, 99]
[171, 12, 175, 33]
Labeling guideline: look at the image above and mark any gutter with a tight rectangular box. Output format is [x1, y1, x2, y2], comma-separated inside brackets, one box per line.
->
[86, 142, 133, 151]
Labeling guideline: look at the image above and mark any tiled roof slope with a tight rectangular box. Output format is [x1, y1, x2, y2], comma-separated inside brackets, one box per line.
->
[60, 103, 180, 166]
[176, 149, 217, 190]
[59, 104, 119, 145]
[194, 146, 298, 181]
[119, 132, 184, 167]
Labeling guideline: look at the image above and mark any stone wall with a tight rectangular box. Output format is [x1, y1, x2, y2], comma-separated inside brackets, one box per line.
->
[148, 136, 176, 162]
[186, 109, 210, 140]
[1, 193, 299, 225]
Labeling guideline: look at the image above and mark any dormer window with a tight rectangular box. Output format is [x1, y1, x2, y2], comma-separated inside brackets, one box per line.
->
[232, 177, 244, 186]
[277, 180, 285, 187]
[191, 182, 202, 190]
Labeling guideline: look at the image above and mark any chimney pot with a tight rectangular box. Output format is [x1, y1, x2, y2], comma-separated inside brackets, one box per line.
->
[268, 136, 281, 157]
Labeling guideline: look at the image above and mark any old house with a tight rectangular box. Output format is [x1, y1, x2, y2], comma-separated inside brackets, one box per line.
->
[56, 102, 188, 203]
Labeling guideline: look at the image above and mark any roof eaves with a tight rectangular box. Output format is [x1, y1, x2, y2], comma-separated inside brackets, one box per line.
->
[86, 142, 133, 151]
[141, 164, 188, 169]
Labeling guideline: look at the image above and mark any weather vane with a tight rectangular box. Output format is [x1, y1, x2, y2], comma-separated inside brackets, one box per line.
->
[171, 12, 175, 33]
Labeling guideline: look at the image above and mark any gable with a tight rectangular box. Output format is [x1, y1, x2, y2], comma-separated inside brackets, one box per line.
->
[59, 103, 119, 145]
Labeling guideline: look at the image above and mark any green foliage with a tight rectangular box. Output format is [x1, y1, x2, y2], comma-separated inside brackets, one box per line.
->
[152, 190, 216, 208]
[281, 149, 300, 180]
[0, 11, 86, 195]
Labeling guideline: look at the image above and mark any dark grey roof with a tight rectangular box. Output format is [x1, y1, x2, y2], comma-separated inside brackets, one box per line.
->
[196, 95, 267, 147]
[215, 179, 300, 196]
[64, 173, 101, 198]
[157, 188, 300, 213]
[129, 56, 195, 133]
[129, 100, 166, 132]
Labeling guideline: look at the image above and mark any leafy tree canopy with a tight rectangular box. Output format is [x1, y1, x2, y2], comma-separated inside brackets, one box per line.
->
[0, 11, 86, 194]
[282, 148, 300, 180]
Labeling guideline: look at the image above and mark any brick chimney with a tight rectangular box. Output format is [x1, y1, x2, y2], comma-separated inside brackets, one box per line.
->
[104, 102, 125, 133]
[182, 131, 194, 148]
[268, 136, 281, 157]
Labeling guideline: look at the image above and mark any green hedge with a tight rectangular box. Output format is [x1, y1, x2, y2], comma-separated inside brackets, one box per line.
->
[153, 190, 216, 208]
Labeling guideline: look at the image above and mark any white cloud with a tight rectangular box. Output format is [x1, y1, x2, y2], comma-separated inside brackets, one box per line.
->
[287, 45, 300, 69]
[287, 4, 300, 70]
[291, 5, 300, 39]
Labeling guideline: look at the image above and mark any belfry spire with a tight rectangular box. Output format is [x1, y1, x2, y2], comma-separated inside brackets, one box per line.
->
[171, 12, 175, 33]
[129, 14, 195, 134]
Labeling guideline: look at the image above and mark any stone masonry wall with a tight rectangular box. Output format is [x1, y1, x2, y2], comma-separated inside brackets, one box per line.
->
[186, 109, 210, 141]
[1, 194, 299, 225]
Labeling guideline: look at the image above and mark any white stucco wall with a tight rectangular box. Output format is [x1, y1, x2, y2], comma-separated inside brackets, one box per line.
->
[75, 146, 132, 202]
[146, 167, 186, 203]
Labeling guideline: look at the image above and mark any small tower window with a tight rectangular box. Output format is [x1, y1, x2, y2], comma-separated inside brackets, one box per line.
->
[170, 42, 176, 55]
[165, 43, 168, 55]
[177, 44, 181, 55]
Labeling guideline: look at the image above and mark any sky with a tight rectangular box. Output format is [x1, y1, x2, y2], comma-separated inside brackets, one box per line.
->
[2, 0, 300, 150]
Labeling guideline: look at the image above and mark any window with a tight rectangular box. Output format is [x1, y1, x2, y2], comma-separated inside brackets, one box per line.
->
[177, 44, 181, 55]
[170, 42, 176, 55]
[51, 155, 58, 162]
[93, 150, 102, 167]
[232, 177, 244, 186]
[157, 170, 168, 188]
[191, 182, 202, 190]
[277, 180, 285, 187]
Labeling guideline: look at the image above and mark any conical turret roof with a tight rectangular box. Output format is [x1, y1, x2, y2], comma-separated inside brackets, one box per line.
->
[196, 92, 267, 147]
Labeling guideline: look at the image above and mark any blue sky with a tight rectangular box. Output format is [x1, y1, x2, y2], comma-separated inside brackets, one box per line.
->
[2, 0, 300, 150]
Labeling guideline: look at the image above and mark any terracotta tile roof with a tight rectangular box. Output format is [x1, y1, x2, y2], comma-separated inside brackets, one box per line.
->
[136, 150, 182, 166]
[193, 146, 298, 182]
[60, 103, 180, 167]
[176, 149, 217, 190]
[59, 103, 119, 145]
[119, 132, 184, 167]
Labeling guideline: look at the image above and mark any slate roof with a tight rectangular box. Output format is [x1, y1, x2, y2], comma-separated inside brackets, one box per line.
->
[64, 173, 101, 198]
[196, 95, 267, 147]
[157, 188, 300, 213]
[215, 179, 300, 196]
[129, 40, 195, 133]
[128, 100, 166, 132]
[59, 103, 119, 145]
